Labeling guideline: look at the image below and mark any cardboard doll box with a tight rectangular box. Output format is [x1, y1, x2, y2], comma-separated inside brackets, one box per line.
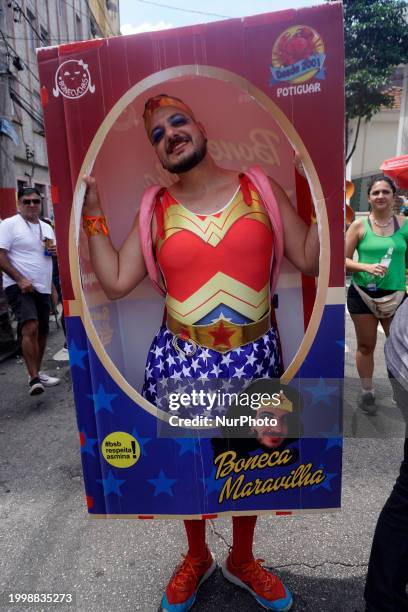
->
[37, 2, 344, 518]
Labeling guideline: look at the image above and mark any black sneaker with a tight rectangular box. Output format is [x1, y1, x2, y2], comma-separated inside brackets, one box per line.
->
[29, 377, 45, 396]
[359, 390, 377, 415]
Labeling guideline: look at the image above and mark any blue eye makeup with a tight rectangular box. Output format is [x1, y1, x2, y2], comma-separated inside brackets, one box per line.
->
[150, 114, 189, 144]
[170, 114, 188, 126]
[151, 127, 164, 145]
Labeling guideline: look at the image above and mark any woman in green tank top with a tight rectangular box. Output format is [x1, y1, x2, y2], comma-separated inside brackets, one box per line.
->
[346, 176, 408, 412]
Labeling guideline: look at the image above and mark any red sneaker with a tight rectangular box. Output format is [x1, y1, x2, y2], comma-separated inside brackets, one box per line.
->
[161, 548, 216, 611]
[222, 552, 292, 611]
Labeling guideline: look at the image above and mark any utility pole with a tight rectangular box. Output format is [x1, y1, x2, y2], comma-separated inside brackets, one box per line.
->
[0, 2, 17, 220]
[397, 65, 408, 157]
[0, 4, 18, 359]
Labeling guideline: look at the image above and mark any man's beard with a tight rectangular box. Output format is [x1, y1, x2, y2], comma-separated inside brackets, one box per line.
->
[162, 137, 207, 174]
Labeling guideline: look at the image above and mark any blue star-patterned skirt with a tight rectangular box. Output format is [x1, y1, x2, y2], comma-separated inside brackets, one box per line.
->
[142, 324, 283, 409]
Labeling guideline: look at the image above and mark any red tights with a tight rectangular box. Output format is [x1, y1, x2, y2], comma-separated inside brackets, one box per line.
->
[184, 516, 257, 564]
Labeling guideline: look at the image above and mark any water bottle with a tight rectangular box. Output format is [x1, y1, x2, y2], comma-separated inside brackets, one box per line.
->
[367, 247, 394, 290]
[380, 247, 393, 270]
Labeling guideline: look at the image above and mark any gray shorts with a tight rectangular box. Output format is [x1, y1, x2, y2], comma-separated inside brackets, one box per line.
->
[5, 284, 51, 336]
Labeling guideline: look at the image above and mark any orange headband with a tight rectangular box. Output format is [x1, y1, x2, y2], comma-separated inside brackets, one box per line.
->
[143, 94, 195, 134]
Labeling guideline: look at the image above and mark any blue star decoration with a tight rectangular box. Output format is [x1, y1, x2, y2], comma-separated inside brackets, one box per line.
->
[131, 428, 152, 457]
[174, 438, 200, 456]
[325, 437, 343, 451]
[67, 339, 88, 370]
[80, 430, 98, 457]
[319, 424, 343, 450]
[320, 421, 342, 437]
[88, 384, 117, 414]
[97, 470, 126, 496]
[304, 378, 340, 407]
[147, 469, 178, 497]
[200, 466, 225, 495]
[311, 465, 338, 492]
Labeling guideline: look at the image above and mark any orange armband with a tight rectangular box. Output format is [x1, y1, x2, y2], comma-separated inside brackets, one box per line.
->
[82, 215, 109, 237]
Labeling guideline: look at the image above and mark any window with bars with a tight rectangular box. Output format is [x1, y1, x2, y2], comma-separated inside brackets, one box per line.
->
[75, 14, 82, 40]
[40, 26, 50, 47]
[17, 179, 28, 193]
[26, 9, 38, 52]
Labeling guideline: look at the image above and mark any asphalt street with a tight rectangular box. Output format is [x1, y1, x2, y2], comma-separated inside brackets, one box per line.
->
[0, 310, 406, 612]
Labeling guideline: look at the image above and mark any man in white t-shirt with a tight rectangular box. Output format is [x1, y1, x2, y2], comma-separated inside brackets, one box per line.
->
[0, 187, 60, 395]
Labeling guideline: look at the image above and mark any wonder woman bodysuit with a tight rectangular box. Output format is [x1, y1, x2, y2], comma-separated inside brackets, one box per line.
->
[142, 174, 282, 410]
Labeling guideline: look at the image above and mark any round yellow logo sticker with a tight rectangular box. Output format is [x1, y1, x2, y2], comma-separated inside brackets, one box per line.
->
[102, 432, 140, 468]
[271, 25, 325, 85]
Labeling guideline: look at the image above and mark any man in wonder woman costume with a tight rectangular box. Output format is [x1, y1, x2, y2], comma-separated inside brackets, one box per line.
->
[82, 94, 319, 612]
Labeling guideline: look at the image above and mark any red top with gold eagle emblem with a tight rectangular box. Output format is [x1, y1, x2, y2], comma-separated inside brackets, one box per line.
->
[154, 175, 274, 327]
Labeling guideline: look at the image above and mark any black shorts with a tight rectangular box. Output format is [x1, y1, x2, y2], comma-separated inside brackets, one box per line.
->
[5, 284, 51, 335]
[347, 283, 405, 316]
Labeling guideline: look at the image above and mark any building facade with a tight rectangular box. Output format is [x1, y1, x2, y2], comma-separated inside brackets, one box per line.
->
[348, 66, 407, 211]
[0, 0, 120, 219]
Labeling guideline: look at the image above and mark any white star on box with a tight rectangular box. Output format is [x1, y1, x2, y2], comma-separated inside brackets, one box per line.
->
[221, 379, 235, 391]
[246, 352, 257, 366]
[191, 358, 200, 372]
[156, 359, 165, 373]
[153, 345, 164, 359]
[214, 311, 233, 323]
[184, 343, 195, 356]
[233, 365, 246, 379]
[200, 348, 211, 361]
[221, 353, 233, 367]
[167, 354, 177, 368]
[211, 363, 222, 376]
[255, 363, 263, 375]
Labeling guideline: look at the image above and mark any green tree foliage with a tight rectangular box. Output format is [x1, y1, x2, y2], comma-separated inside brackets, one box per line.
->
[328, 0, 408, 162]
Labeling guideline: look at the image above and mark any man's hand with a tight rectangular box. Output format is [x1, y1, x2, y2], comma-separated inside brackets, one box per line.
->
[0, 249, 34, 291]
[47, 244, 58, 257]
[17, 277, 34, 293]
[82, 175, 103, 216]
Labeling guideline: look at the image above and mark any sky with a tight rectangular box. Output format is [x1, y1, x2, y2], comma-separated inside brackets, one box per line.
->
[119, 0, 323, 35]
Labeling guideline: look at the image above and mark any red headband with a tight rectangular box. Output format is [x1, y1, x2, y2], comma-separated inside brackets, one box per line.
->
[143, 94, 195, 133]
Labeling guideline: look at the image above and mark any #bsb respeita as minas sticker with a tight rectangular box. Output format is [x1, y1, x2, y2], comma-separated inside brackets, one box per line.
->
[37, 2, 344, 518]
